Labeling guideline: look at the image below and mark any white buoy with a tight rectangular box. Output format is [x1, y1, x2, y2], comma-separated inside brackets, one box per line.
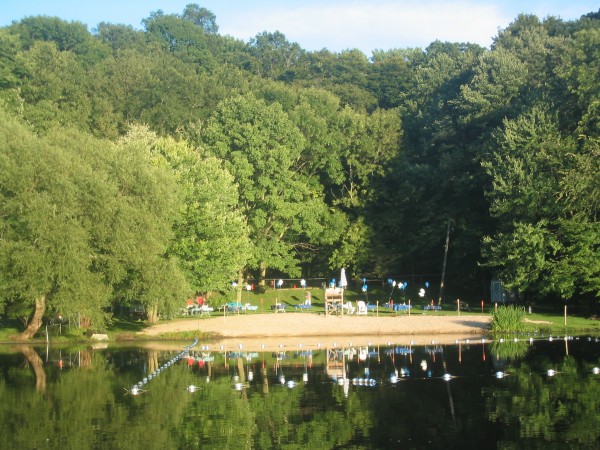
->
[495, 371, 505, 379]
[547, 369, 556, 377]
[443, 373, 452, 381]
[187, 385, 198, 392]
[592, 367, 599, 375]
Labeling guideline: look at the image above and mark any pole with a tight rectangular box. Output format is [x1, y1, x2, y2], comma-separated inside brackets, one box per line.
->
[438, 219, 451, 306]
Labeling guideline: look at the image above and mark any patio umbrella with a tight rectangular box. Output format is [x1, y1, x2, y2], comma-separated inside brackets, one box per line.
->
[339, 268, 348, 289]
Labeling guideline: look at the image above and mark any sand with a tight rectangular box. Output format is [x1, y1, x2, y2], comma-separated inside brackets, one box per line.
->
[139, 312, 491, 351]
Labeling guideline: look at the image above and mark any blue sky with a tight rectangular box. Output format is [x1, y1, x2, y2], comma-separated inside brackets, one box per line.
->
[0, 1, 597, 54]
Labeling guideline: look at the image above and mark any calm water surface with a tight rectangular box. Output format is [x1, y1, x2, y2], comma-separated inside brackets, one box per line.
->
[1, 336, 599, 449]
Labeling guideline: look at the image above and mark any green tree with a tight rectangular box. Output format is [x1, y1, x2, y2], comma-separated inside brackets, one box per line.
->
[15, 41, 92, 131]
[203, 93, 339, 281]
[181, 3, 219, 34]
[482, 106, 599, 299]
[248, 31, 304, 80]
[133, 126, 251, 293]
[0, 109, 186, 335]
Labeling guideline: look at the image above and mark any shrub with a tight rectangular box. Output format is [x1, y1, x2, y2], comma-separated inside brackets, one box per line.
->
[490, 305, 526, 333]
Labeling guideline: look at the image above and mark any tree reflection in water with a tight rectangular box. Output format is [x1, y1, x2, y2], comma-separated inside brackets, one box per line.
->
[0, 337, 598, 448]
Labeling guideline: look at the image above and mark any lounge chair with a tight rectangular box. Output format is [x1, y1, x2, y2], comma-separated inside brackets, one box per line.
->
[223, 302, 243, 313]
[423, 304, 442, 311]
[199, 305, 214, 316]
[343, 301, 355, 315]
[294, 304, 312, 312]
[243, 303, 258, 312]
[393, 304, 412, 312]
[271, 303, 286, 312]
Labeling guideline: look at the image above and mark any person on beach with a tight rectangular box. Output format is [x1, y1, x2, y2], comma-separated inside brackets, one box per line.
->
[305, 291, 311, 305]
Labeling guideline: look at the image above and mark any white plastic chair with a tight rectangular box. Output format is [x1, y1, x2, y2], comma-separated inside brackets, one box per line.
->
[344, 301, 356, 315]
[356, 301, 368, 315]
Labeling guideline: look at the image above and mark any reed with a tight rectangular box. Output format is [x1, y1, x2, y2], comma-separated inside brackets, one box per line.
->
[491, 305, 526, 333]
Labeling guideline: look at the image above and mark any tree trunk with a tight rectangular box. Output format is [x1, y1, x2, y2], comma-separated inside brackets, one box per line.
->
[236, 272, 244, 303]
[259, 263, 267, 286]
[17, 295, 46, 340]
[147, 306, 159, 324]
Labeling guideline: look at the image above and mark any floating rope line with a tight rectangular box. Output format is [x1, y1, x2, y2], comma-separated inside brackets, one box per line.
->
[126, 339, 199, 396]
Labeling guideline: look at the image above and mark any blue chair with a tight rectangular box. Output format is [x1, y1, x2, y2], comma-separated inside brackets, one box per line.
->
[423, 305, 442, 311]
[393, 304, 412, 312]
[294, 304, 312, 312]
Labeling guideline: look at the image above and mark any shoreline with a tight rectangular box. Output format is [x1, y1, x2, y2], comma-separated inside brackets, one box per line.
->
[138, 313, 492, 350]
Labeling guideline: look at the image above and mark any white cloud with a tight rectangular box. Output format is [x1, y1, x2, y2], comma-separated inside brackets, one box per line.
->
[221, 1, 511, 54]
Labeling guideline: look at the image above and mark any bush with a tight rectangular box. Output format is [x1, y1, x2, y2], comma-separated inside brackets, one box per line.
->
[491, 305, 526, 333]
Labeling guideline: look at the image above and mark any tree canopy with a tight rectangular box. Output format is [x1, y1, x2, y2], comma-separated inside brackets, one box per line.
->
[0, 6, 598, 336]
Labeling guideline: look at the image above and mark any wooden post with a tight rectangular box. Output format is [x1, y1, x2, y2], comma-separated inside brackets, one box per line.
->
[564, 304, 567, 326]
[457, 299, 460, 316]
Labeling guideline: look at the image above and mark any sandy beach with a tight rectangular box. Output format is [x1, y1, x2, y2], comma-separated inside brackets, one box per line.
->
[139, 313, 492, 350]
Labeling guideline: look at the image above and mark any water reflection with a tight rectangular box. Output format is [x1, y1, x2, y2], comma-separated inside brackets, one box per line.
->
[0, 336, 599, 449]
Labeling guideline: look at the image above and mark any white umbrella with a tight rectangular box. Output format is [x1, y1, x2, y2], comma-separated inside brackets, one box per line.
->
[339, 268, 348, 289]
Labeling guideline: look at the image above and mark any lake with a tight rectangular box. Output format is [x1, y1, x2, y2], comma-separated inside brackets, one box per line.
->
[1, 336, 599, 449]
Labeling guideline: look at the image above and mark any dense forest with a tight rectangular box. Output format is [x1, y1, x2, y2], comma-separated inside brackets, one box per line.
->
[0, 4, 598, 337]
